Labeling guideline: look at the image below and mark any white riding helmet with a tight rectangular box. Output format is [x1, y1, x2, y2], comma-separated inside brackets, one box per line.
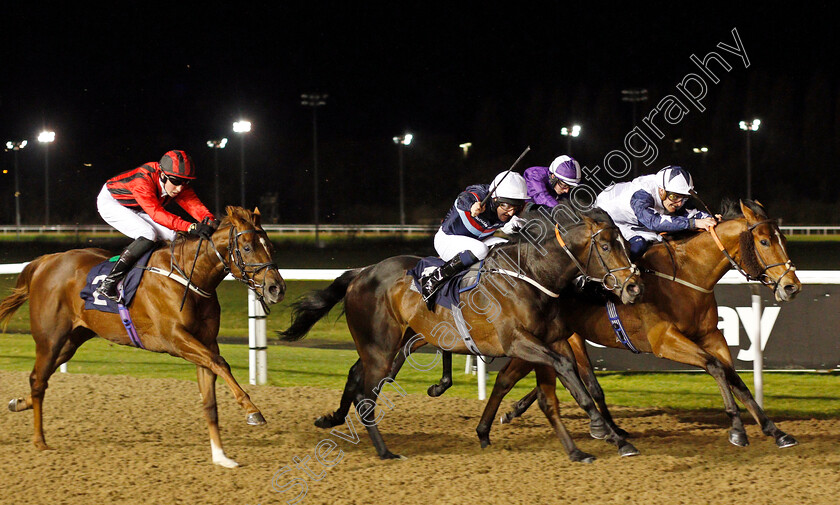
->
[658, 165, 694, 195]
[548, 155, 581, 186]
[490, 171, 529, 206]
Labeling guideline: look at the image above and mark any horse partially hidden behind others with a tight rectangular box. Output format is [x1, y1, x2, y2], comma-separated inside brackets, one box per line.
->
[0, 206, 285, 468]
[482, 199, 802, 450]
[281, 206, 643, 462]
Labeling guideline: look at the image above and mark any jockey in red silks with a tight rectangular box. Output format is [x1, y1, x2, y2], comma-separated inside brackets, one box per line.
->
[95, 150, 217, 302]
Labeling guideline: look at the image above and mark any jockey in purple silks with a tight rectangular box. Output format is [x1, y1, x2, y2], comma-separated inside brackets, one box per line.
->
[523, 155, 582, 207]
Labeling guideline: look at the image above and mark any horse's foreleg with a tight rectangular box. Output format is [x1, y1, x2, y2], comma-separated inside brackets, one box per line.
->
[651, 326, 748, 447]
[700, 331, 797, 448]
[475, 358, 534, 448]
[507, 332, 639, 457]
[174, 335, 264, 426]
[197, 365, 239, 468]
[568, 334, 628, 439]
[533, 365, 595, 463]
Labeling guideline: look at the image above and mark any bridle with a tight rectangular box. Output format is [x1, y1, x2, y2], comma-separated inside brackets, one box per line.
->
[172, 221, 279, 311]
[709, 219, 795, 292]
[554, 223, 639, 294]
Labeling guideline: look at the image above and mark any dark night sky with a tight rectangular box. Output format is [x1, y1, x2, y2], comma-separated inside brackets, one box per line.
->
[1, 2, 838, 224]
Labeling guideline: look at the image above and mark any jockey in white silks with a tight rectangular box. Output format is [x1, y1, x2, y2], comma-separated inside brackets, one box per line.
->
[595, 166, 718, 260]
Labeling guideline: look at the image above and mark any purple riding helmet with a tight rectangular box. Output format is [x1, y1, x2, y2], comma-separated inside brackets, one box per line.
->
[548, 155, 582, 187]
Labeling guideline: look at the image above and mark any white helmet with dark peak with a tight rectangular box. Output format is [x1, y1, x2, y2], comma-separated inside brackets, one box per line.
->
[490, 171, 528, 206]
[657, 165, 694, 195]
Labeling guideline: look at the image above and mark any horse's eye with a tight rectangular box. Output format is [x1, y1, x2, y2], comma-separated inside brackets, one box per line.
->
[759, 239, 769, 247]
[244, 245, 252, 252]
[601, 243, 610, 252]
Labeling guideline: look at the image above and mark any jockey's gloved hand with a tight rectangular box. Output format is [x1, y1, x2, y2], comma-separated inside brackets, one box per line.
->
[208, 218, 220, 231]
[189, 222, 215, 239]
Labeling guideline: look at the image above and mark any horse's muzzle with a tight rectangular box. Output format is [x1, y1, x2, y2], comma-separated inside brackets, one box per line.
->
[620, 280, 643, 304]
[775, 279, 800, 302]
[263, 271, 286, 305]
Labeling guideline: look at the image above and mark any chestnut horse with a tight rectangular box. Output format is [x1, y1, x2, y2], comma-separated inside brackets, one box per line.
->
[280, 206, 643, 461]
[0, 206, 285, 468]
[480, 199, 802, 451]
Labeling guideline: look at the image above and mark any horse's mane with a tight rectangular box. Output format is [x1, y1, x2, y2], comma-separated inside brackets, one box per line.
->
[504, 203, 613, 245]
[719, 198, 768, 221]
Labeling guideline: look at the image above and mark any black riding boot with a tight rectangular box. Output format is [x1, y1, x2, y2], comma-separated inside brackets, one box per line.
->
[420, 251, 477, 311]
[95, 237, 156, 302]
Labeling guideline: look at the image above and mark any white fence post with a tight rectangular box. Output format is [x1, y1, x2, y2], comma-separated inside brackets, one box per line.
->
[750, 284, 764, 408]
[248, 290, 267, 385]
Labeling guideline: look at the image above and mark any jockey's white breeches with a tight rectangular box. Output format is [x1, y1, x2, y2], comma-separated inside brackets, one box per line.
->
[97, 184, 176, 241]
[434, 228, 507, 262]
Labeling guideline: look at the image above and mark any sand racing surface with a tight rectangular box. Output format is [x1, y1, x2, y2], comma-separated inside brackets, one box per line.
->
[1, 370, 839, 505]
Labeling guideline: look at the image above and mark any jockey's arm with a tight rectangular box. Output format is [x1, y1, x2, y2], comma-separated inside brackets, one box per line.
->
[630, 190, 693, 233]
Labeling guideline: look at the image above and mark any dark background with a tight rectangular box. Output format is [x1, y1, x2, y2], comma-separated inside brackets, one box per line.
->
[1, 2, 837, 225]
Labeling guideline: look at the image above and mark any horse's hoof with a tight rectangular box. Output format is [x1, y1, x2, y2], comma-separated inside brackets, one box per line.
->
[479, 437, 491, 449]
[380, 451, 404, 460]
[499, 413, 513, 424]
[728, 429, 749, 447]
[213, 456, 240, 468]
[618, 442, 641, 457]
[246, 412, 267, 426]
[314, 415, 341, 429]
[569, 449, 596, 463]
[33, 441, 54, 451]
[8, 398, 19, 412]
[776, 433, 798, 448]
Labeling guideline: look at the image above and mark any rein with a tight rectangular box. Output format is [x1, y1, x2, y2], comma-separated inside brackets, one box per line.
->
[553, 224, 638, 293]
[709, 220, 794, 291]
[485, 221, 637, 298]
[164, 222, 279, 312]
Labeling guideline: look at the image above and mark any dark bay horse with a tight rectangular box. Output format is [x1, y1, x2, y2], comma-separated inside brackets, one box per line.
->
[280, 207, 643, 461]
[480, 199, 802, 450]
[0, 206, 285, 468]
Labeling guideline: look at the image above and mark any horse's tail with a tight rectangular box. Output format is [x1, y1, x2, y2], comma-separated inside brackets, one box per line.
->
[0, 257, 43, 331]
[279, 268, 363, 342]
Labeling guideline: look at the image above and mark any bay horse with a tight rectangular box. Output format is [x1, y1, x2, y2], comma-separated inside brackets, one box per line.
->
[0, 206, 285, 468]
[280, 206, 643, 461]
[478, 199, 802, 451]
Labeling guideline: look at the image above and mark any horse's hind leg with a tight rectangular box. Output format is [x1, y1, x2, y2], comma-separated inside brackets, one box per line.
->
[27, 334, 70, 450]
[533, 366, 595, 463]
[315, 359, 363, 429]
[9, 333, 90, 413]
[197, 365, 239, 468]
[475, 358, 534, 448]
[500, 388, 538, 424]
[701, 331, 797, 448]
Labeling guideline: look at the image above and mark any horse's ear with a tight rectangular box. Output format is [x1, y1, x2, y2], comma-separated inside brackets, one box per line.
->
[740, 199, 758, 223]
[225, 205, 236, 218]
[252, 207, 262, 227]
[580, 214, 596, 230]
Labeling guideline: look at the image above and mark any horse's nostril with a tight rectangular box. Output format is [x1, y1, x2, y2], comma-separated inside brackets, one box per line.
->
[784, 284, 799, 295]
[628, 283, 640, 295]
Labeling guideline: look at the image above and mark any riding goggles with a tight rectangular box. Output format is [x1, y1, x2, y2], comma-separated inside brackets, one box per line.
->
[166, 175, 192, 187]
[665, 191, 690, 203]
